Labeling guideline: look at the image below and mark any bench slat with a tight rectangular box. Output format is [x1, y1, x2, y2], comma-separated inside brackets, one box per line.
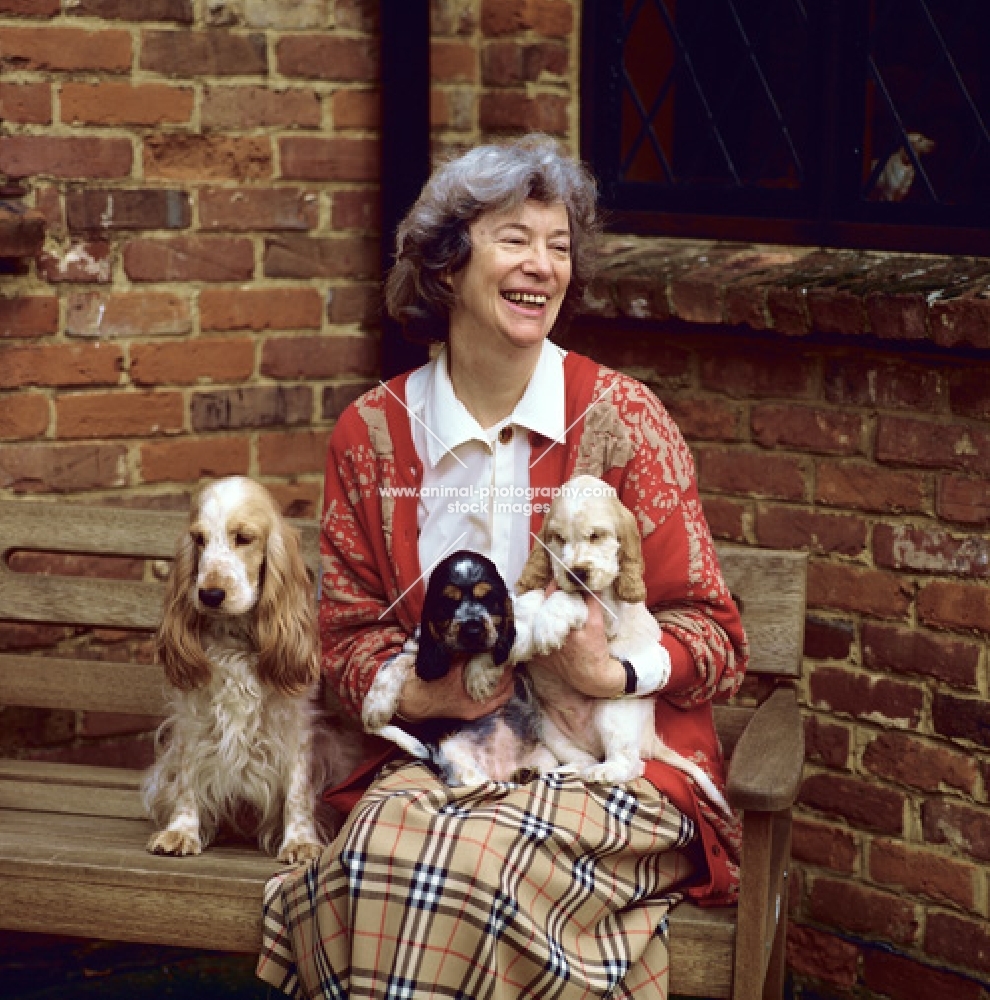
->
[0, 761, 146, 818]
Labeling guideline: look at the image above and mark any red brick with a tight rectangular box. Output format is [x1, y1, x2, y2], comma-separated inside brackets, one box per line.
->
[799, 773, 905, 835]
[823, 357, 942, 413]
[231, 0, 325, 28]
[863, 949, 987, 1000]
[877, 415, 990, 476]
[815, 460, 928, 515]
[669, 275, 722, 324]
[664, 397, 741, 442]
[69, 0, 193, 20]
[0, 27, 131, 71]
[431, 40, 477, 82]
[767, 286, 812, 336]
[432, 0, 476, 34]
[866, 292, 929, 341]
[61, 82, 193, 126]
[34, 185, 62, 233]
[326, 284, 379, 325]
[863, 731, 978, 796]
[786, 925, 859, 989]
[130, 337, 255, 386]
[791, 819, 858, 873]
[931, 295, 990, 350]
[697, 449, 808, 501]
[803, 715, 851, 769]
[922, 799, 990, 863]
[809, 665, 923, 729]
[0, 0, 60, 13]
[0, 81, 52, 124]
[260, 335, 378, 379]
[266, 482, 321, 520]
[276, 35, 377, 80]
[874, 522, 989, 578]
[56, 391, 184, 439]
[699, 348, 815, 398]
[0, 343, 122, 389]
[279, 137, 379, 181]
[808, 287, 867, 336]
[0, 136, 132, 180]
[258, 429, 330, 476]
[482, 40, 567, 84]
[123, 237, 255, 282]
[752, 404, 863, 455]
[947, 365, 990, 420]
[756, 505, 866, 556]
[140, 29, 266, 76]
[264, 236, 378, 279]
[0, 443, 128, 492]
[0, 394, 48, 441]
[924, 912, 990, 976]
[809, 877, 918, 945]
[199, 187, 319, 232]
[144, 135, 271, 182]
[140, 436, 250, 484]
[331, 89, 381, 129]
[67, 189, 191, 231]
[333, 0, 378, 31]
[199, 288, 322, 332]
[481, 0, 574, 38]
[917, 580, 990, 634]
[430, 88, 474, 132]
[808, 562, 913, 619]
[938, 474, 990, 526]
[190, 386, 312, 431]
[0, 296, 59, 338]
[804, 616, 855, 660]
[862, 621, 980, 690]
[331, 189, 379, 232]
[321, 380, 376, 419]
[66, 292, 191, 338]
[699, 496, 747, 542]
[932, 691, 990, 750]
[201, 86, 321, 129]
[479, 91, 569, 134]
[37, 240, 112, 284]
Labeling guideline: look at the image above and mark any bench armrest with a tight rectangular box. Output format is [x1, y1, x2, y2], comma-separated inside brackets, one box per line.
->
[726, 685, 805, 813]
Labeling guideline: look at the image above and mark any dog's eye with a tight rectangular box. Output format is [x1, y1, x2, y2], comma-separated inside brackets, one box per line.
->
[190, 531, 205, 547]
[234, 532, 254, 547]
[589, 531, 601, 543]
[547, 532, 563, 547]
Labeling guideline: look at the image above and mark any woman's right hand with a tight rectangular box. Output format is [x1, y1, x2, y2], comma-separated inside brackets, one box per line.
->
[396, 657, 515, 722]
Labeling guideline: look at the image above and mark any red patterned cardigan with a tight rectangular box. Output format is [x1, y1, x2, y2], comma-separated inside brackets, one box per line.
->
[318, 350, 749, 905]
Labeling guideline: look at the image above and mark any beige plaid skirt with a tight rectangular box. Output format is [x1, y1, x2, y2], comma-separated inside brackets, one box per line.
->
[257, 762, 697, 1000]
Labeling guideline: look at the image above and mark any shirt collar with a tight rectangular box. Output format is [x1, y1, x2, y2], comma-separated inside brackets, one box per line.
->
[421, 341, 567, 468]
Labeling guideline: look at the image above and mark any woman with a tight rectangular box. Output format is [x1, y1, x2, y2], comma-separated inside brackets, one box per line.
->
[257, 134, 747, 999]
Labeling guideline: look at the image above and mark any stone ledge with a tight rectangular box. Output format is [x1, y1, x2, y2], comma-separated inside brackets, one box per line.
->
[586, 237, 990, 351]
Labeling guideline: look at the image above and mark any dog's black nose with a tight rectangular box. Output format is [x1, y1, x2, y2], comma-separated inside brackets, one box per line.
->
[459, 620, 485, 640]
[569, 567, 589, 586]
[198, 587, 226, 609]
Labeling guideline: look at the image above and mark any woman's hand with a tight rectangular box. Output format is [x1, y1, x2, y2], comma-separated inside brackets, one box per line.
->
[397, 656, 516, 722]
[526, 595, 628, 698]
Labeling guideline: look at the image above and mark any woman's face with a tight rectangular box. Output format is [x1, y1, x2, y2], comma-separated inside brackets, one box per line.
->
[448, 199, 572, 355]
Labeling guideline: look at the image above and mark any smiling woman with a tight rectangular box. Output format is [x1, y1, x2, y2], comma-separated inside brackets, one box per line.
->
[256, 135, 748, 1000]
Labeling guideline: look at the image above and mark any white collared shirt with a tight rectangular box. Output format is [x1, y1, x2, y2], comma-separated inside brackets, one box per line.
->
[404, 340, 567, 590]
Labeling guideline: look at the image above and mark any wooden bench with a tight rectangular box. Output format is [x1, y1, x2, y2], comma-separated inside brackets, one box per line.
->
[0, 498, 806, 999]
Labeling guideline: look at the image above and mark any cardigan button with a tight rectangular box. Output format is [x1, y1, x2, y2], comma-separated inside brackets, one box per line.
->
[498, 426, 513, 445]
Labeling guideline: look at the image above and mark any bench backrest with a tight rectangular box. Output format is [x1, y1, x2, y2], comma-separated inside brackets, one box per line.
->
[0, 499, 805, 740]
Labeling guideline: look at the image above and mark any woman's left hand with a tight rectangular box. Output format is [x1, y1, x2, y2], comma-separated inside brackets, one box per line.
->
[526, 595, 628, 698]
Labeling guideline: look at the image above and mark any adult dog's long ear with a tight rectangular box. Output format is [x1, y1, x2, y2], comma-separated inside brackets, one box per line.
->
[493, 593, 516, 666]
[156, 530, 211, 690]
[516, 519, 553, 593]
[256, 516, 319, 696]
[415, 624, 452, 681]
[613, 500, 647, 604]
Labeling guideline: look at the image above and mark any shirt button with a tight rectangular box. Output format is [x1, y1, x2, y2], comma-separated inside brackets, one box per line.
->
[498, 426, 513, 445]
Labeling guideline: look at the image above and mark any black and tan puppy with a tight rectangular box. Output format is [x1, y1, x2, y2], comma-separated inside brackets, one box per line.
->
[416, 549, 516, 701]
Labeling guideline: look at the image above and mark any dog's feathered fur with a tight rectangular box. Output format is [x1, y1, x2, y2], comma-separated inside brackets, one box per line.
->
[143, 476, 357, 862]
[513, 475, 732, 818]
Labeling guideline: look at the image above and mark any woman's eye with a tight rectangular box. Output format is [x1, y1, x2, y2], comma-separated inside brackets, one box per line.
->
[551, 244, 571, 255]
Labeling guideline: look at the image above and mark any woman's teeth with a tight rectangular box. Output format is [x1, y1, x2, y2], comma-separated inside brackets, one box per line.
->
[503, 291, 547, 306]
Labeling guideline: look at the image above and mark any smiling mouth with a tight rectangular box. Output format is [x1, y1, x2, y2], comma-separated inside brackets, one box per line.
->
[502, 291, 548, 308]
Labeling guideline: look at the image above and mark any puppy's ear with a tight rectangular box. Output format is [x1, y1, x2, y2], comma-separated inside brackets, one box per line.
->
[415, 627, 451, 681]
[493, 594, 516, 666]
[256, 515, 320, 696]
[517, 519, 553, 593]
[156, 530, 211, 690]
[613, 501, 648, 604]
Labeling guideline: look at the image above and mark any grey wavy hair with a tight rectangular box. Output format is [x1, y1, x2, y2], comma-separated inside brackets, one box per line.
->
[384, 134, 600, 343]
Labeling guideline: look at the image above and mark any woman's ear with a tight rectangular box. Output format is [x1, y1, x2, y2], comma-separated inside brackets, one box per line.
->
[156, 531, 211, 690]
[517, 519, 554, 593]
[613, 501, 647, 604]
[255, 517, 320, 696]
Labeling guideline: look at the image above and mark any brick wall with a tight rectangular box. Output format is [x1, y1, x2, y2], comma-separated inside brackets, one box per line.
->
[2, 2, 989, 997]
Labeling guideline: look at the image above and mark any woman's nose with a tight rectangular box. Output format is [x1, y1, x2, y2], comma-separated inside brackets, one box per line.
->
[521, 243, 552, 277]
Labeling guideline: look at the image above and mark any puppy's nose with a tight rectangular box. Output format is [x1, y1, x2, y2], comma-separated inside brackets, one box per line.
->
[569, 567, 590, 586]
[460, 620, 485, 640]
[198, 587, 226, 609]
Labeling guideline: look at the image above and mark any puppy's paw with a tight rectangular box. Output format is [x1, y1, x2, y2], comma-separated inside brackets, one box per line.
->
[363, 652, 415, 731]
[533, 593, 586, 653]
[147, 829, 202, 856]
[463, 654, 503, 701]
[277, 839, 323, 865]
[581, 756, 645, 785]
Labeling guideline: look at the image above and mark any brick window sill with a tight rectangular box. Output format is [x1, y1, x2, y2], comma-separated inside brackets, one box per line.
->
[584, 236, 990, 352]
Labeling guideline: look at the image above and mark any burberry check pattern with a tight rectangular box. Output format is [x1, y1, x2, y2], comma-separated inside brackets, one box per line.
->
[258, 762, 696, 999]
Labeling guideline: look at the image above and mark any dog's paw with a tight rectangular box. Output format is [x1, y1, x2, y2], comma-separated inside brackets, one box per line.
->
[363, 652, 415, 731]
[277, 839, 323, 865]
[533, 593, 586, 653]
[463, 654, 503, 701]
[581, 756, 645, 785]
[147, 829, 202, 856]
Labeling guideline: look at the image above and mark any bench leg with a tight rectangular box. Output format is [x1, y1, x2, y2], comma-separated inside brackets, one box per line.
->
[761, 815, 792, 1000]
[732, 811, 773, 1000]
